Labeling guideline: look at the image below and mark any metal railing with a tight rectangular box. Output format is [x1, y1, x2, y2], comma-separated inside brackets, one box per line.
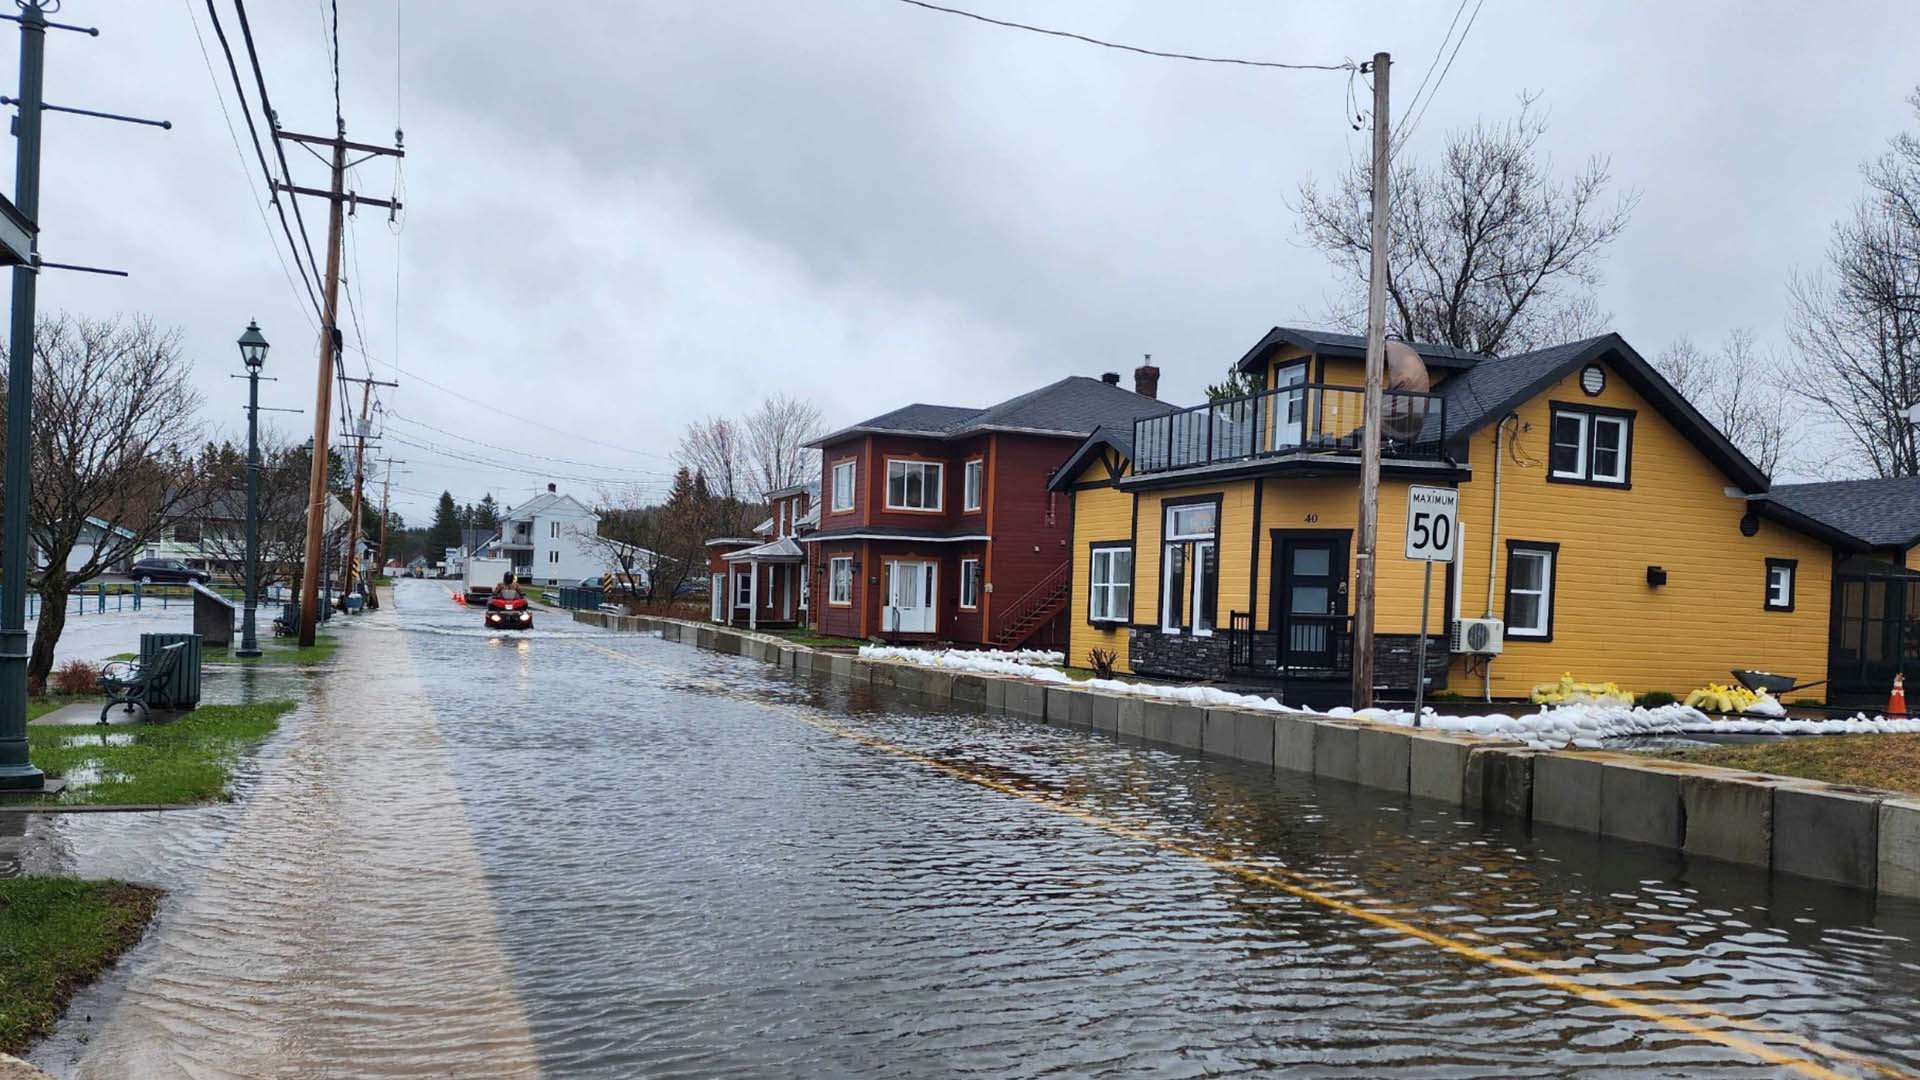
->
[1133, 383, 1446, 475]
[1226, 610, 1354, 678]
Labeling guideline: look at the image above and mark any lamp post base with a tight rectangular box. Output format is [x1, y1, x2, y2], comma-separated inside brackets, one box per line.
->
[0, 763, 47, 791]
[0, 775, 61, 797]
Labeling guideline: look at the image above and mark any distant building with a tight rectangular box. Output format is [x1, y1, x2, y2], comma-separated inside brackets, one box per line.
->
[488, 483, 605, 586]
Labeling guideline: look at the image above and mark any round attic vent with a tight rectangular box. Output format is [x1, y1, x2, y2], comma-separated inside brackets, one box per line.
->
[1580, 364, 1606, 397]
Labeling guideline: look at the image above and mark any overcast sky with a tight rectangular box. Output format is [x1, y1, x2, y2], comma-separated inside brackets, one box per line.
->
[20, 1, 1920, 521]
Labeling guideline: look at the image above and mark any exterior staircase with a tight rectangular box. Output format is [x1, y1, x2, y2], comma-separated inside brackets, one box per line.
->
[993, 561, 1069, 649]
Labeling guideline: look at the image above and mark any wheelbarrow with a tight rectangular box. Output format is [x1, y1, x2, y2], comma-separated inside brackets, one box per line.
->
[1731, 669, 1826, 696]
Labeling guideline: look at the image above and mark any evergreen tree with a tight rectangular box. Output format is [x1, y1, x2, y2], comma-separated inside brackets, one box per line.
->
[473, 493, 501, 530]
[428, 491, 463, 554]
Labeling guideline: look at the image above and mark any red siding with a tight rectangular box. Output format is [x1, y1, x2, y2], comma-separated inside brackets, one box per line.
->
[983, 433, 1077, 644]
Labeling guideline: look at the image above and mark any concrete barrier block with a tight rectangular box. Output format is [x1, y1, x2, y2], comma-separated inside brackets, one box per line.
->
[1202, 708, 1274, 767]
[1878, 799, 1920, 899]
[1066, 690, 1094, 730]
[1678, 772, 1776, 867]
[1354, 726, 1412, 794]
[850, 660, 874, 685]
[1045, 686, 1074, 724]
[1273, 715, 1316, 774]
[1117, 697, 1147, 739]
[984, 677, 1008, 712]
[920, 669, 954, 701]
[1408, 733, 1470, 804]
[1312, 723, 1360, 783]
[1015, 681, 1049, 719]
[952, 673, 987, 706]
[1532, 753, 1604, 834]
[1775, 783, 1882, 889]
[1599, 761, 1686, 848]
[1166, 704, 1204, 751]
[1467, 747, 1534, 819]
[827, 654, 853, 681]
[1138, 700, 1175, 744]
[695, 627, 715, 650]
[1086, 693, 1120, 734]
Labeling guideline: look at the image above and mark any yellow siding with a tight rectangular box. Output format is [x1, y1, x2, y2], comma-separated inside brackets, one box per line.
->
[1133, 481, 1260, 628]
[1450, 365, 1833, 701]
[1907, 546, 1919, 571]
[1252, 476, 1448, 635]
[1067, 456, 1134, 673]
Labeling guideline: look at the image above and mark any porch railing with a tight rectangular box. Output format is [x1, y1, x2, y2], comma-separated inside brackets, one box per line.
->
[1133, 383, 1446, 475]
[1226, 610, 1354, 678]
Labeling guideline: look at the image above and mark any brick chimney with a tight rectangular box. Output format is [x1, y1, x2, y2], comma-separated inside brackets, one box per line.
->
[1133, 354, 1160, 400]
[547, 482, 557, 493]
[1100, 372, 1120, 385]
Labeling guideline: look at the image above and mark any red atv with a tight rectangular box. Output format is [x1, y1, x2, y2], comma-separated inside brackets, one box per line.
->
[485, 593, 533, 631]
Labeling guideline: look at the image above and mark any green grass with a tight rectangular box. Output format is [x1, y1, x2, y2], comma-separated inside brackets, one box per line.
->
[24, 700, 295, 806]
[767, 628, 868, 649]
[204, 635, 339, 667]
[26, 697, 75, 723]
[1659, 734, 1920, 797]
[521, 585, 550, 605]
[0, 877, 159, 1054]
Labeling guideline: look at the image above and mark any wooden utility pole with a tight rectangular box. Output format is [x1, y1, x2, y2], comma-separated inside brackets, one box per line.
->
[1350, 51, 1391, 709]
[339, 374, 397, 609]
[277, 125, 403, 645]
[375, 457, 404, 569]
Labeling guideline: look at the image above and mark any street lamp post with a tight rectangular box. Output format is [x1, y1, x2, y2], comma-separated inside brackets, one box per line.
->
[235, 321, 269, 658]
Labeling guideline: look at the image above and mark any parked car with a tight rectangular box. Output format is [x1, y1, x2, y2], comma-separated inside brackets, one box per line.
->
[579, 573, 651, 598]
[129, 558, 211, 585]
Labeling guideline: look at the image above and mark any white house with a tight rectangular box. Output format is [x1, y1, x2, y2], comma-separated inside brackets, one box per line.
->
[491, 484, 606, 586]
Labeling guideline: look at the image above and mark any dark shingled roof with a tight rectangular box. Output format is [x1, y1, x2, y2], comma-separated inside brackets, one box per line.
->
[812, 376, 1174, 447]
[1235, 326, 1488, 374]
[1432, 335, 1616, 438]
[1760, 478, 1920, 550]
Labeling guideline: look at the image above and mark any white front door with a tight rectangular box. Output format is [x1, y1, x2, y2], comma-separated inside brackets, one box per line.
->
[886, 560, 937, 634]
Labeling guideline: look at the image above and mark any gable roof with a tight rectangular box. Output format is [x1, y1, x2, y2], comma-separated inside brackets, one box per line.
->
[1047, 425, 1135, 492]
[1433, 333, 1770, 494]
[1758, 477, 1920, 550]
[1235, 326, 1487, 375]
[811, 376, 1176, 447]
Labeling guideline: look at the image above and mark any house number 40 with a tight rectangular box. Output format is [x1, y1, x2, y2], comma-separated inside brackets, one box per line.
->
[1303, 513, 1318, 523]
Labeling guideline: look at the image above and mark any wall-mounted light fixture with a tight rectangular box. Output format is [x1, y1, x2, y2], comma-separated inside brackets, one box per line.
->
[1646, 566, 1668, 587]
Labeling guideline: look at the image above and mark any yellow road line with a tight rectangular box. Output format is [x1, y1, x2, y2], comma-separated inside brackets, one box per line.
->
[563, 635, 1900, 1080]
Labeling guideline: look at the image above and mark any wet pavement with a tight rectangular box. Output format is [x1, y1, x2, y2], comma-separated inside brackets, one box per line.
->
[12, 578, 1920, 1078]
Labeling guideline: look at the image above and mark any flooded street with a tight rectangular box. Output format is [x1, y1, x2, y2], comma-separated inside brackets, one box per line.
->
[17, 579, 1920, 1077]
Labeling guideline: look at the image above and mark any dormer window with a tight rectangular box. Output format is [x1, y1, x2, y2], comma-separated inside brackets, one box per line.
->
[1548, 404, 1633, 488]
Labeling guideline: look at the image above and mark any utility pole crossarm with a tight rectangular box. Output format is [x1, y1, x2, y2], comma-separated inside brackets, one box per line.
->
[271, 181, 400, 211]
[276, 129, 404, 158]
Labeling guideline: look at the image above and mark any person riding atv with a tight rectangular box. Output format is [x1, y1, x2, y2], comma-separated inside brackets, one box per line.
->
[485, 572, 533, 630]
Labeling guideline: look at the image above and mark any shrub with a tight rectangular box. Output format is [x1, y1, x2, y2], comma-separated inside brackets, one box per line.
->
[1636, 690, 1678, 708]
[51, 659, 101, 696]
[1088, 648, 1118, 679]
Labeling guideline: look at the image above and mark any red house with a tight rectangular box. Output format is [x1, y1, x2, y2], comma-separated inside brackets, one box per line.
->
[801, 367, 1173, 648]
[705, 482, 816, 630]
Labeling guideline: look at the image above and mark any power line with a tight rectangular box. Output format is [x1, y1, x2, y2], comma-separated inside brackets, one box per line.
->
[183, 0, 318, 332]
[198, 0, 325, 319]
[1395, 0, 1469, 138]
[328, 0, 343, 133]
[889, 0, 1353, 71]
[230, 0, 328, 292]
[387, 413, 667, 477]
[384, 431, 672, 488]
[1395, 0, 1485, 148]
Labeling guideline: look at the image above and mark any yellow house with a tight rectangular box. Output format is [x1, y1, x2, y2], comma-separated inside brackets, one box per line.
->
[1053, 327, 1916, 709]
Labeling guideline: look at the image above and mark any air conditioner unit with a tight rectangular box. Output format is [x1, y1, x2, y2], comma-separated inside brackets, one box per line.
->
[1450, 617, 1505, 656]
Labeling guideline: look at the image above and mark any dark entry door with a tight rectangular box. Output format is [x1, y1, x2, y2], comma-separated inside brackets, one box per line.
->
[1274, 533, 1349, 671]
[1831, 557, 1920, 706]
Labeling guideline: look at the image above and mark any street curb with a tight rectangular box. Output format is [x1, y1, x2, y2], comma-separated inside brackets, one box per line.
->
[585, 610, 1914, 902]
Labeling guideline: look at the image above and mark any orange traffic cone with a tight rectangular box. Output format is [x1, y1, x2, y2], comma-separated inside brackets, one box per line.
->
[1891, 673, 1908, 716]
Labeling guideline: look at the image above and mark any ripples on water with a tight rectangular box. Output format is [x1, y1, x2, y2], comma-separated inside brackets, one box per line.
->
[18, 581, 1920, 1078]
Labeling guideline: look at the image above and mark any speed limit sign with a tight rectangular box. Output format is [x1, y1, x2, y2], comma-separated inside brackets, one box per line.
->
[1404, 485, 1458, 563]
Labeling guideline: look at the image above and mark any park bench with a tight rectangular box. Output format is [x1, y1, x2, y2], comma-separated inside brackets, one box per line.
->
[96, 642, 186, 725]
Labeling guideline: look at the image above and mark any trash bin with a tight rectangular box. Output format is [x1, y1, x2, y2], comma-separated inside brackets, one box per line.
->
[139, 632, 202, 711]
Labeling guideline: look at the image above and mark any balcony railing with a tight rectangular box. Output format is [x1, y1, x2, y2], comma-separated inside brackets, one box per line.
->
[1132, 383, 1446, 475]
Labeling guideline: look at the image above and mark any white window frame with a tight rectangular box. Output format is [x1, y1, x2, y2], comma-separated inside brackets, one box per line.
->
[800, 563, 810, 610]
[1088, 544, 1133, 623]
[885, 458, 944, 512]
[963, 459, 984, 513]
[1160, 502, 1218, 637]
[1765, 561, 1795, 612]
[778, 502, 788, 537]
[828, 556, 853, 606]
[1549, 407, 1632, 486]
[959, 557, 980, 609]
[1506, 545, 1555, 639]
[734, 569, 753, 609]
[549, 520, 560, 539]
[831, 460, 857, 512]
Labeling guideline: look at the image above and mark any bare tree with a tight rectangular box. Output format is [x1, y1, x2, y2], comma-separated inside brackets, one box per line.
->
[2, 313, 206, 689]
[675, 416, 748, 503]
[194, 428, 317, 594]
[580, 469, 745, 609]
[743, 394, 823, 501]
[1785, 87, 1920, 477]
[1654, 331, 1797, 478]
[1297, 94, 1637, 357]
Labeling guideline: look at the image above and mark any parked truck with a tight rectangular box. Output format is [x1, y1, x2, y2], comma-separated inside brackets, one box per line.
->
[464, 556, 513, 604]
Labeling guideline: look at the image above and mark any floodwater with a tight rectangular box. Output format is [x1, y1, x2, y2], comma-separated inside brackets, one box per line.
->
[15, 579, 1920, 1078]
